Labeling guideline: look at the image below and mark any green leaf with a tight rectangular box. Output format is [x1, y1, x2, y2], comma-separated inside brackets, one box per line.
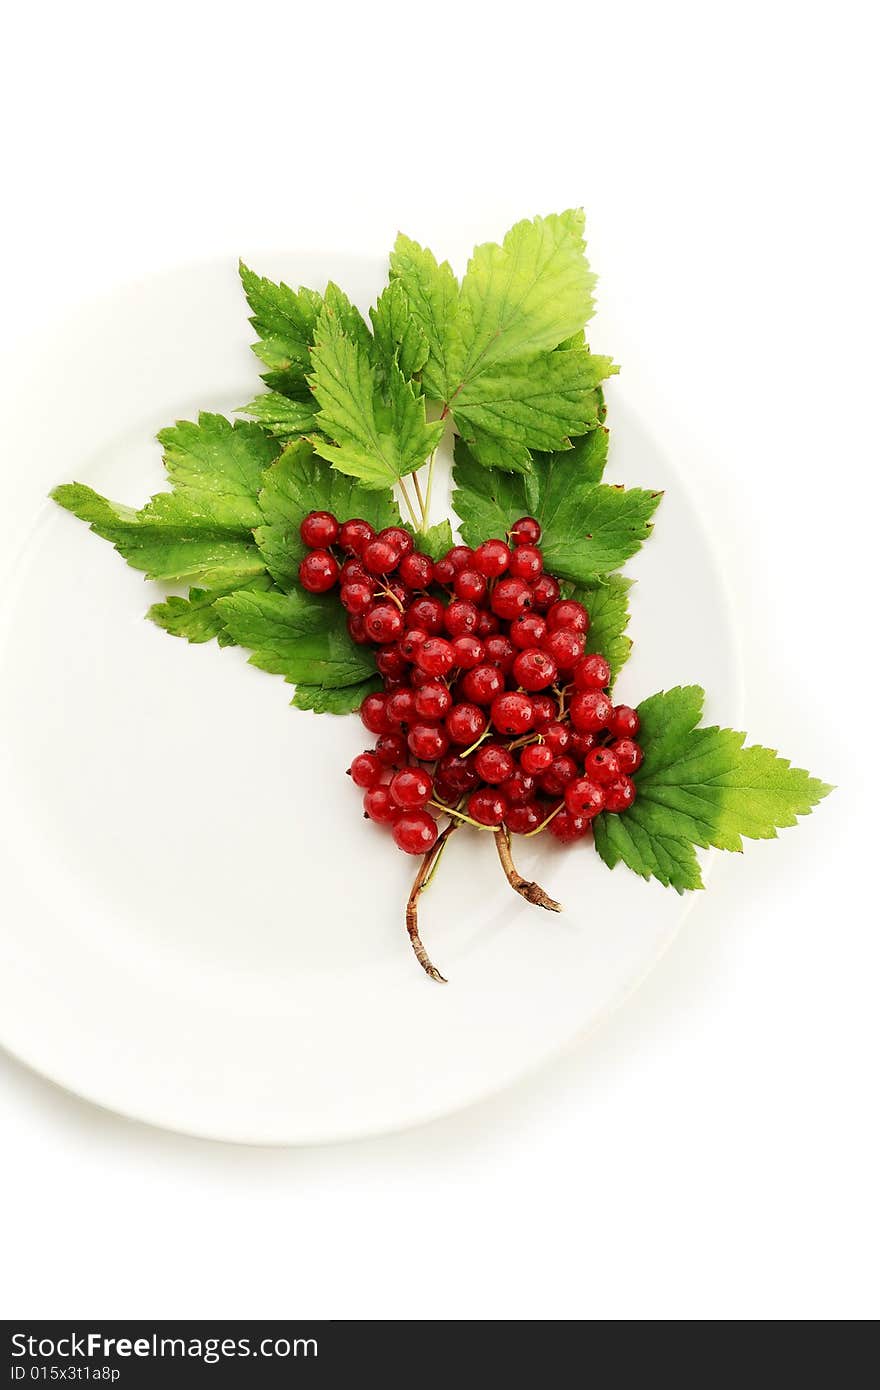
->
[156, 413, 279, 521]
[147, 576, 273, 646]
[369, 279, 429, 380]
[449, 210, 596, 384]
[239, 260, 322, 395]
[453, 347, 615, 458]
[593, 686, 832, 891]
[389, 234, 460, 400]
[571, 574, 633, 685]
[452, 433, 659, 581]
[291, 676, 381, 714]
[417, 518, 454, 561]
[255, 441, 401, 588]
[239, 392, 317, 440]
[216, 587, 377, 689]
[308, 311, 443, 487]
[51, 482, 266, 587]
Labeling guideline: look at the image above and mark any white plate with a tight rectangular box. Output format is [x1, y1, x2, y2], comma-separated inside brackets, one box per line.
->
[0, 254, 739, 1145]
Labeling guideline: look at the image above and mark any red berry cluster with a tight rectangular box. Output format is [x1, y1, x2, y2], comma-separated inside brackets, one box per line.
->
[298, 510, 643, 857]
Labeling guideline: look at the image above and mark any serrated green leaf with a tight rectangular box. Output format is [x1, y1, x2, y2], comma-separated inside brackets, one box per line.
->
[593, 686, 832, 891]
[216, 588, 376, 689]
[453, 347, 614, 457]
[309, 311, 443, 488]
[155, 413, 279, 520]
[417, 518, 454, 561]
[147, 576, 273, 646]
[389, 234, 460, 400]
[571, 574, 633, 685]
[239, 392, 318, 440]
[452, 432, 658, 581]
[370, 279, 429, 380]
[291, 676, 381, 714]
[51, 482, 266, 586]
[255, 440, 401, 588]
[449, 210, 596, 384]
[239, 261, 322, 395]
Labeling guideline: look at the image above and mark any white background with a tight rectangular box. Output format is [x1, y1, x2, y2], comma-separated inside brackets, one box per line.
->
[1, 0, 876, 1320]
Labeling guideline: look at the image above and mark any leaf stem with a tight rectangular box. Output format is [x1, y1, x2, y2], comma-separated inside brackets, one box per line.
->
[412, 469, 427, 531]
[405, 821, 458, 982]
[494, 828, 562, 912]
[398, 478, 421, 530]
[423, 450, 437, 527]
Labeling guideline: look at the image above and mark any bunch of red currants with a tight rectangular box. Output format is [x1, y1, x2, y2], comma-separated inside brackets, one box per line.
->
[298, 509, 643, 857]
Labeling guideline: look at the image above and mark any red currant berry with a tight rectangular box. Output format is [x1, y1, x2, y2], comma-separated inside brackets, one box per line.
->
[363, 784, 397, 824]
[540, 755, 578, 795]
[573, 653, 611, 691]
[520, 743, 554, 775]
[484, 634, 516, 673]
[467, 788, 508, 826]
[360, 692, 392, 735]
[365, 602, 404, 644]
[378, 526, 414, 559]
[453, 568, 488, 603]
[407, 722, 450, 761]
[340, 557, 371, 586]
[347, 614, 371, 645]
[612, 738, 643, 774]
[584, 747, 621, 784]
[300, 510, 339, 548]
[512, 648, 558, 691]
[510, 516, 542, 545]
[389, 766, 434, 809]
[542, 721, 572, 755]
[548, 807, 591, 844]
[398, 551, 434, 589]
[362, 538, 399, 575]
[433, 558, 455, 584]
[529, 573, 560, 611]
[298, 549, 339, 593]
[461, 663, 505, 705]
[602, 776, 637, 813]
[444, 599, 480, 637]
[349, 751, 381, 788]
[339, 581, 374, 615]
[541, 628, 584, 670]
[406, 596, 445, 634]
[505, 801, 543, 834]
[414, 681, 453, 720]
[570, 690, 613, 733]
[531, 695, 557, 730]
[546, 599, 589, 634]
[473, 539, 512, 577]
[386, 687, 417, 724]
[500, 769, 536, 806]
[451, 635, 484, 670]
[509, 545, 543, 582]
[375, 732, 406, 767]
[392, 808, 439, 855]
[476, 610, 501, 638]
[436, 752, 478, 795]
[509, 613, 547, 649]
[474, 743, 515, 785]
[416, 636, 455, 677]
[565, 777, 605, 817]
[339, 518, 375, 556]
[398, 628, 428, 662]
[608, 705, 641, 739]
[491, 691, 535, 736]
[444, 545, 475, 573]
[491, 576, 533, 620]
[376, 645, 407, 680]
[410, 667, 436, 689]
[445, 702, 488, 746]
